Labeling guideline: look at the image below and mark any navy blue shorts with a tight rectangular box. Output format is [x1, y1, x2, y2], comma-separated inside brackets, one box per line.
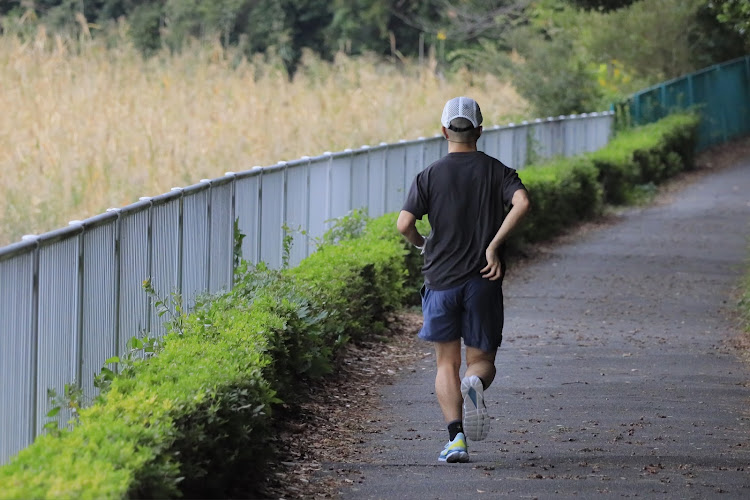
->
[418, 277, 504, 352]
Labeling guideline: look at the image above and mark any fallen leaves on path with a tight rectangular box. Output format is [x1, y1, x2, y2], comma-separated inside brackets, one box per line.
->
[257, 310, 424, 499]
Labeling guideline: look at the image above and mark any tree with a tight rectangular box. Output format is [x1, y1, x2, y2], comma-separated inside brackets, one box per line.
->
[387, 0, 528, 71]
[283, 0, 334, 69]
[563, 0, 637, 11]
[711, 0, 750, 46]
[514, 37, 602, 115]
[326, 0, 392, 55]
[323, 0, 442, 58]
[584, 0, 742, 82]
[392, 0, 527, 42]
[1, 0, 23, 16]
[128, 2, 163, 55]
[162, 0, 251, 49]
[690, 2, 747, 68]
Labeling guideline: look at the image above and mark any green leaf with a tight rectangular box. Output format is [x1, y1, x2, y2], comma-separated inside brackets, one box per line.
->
[46, 407, 61, 418]
[104, 356, 120, 364]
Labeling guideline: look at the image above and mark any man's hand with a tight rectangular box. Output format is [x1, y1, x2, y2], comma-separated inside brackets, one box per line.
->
[481, 188, 530, 280]
[480, 248, 504, 281]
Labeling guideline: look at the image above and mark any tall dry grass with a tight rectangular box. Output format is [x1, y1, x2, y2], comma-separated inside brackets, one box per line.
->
[0, 30, 527, 246]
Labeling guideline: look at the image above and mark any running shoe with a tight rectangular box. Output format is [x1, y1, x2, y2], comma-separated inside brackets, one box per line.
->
[438, 432, 470, 463]
[461, 375, 490, 441]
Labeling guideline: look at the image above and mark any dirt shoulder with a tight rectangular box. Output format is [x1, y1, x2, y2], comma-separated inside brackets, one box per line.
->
[256, 311, 425, 499]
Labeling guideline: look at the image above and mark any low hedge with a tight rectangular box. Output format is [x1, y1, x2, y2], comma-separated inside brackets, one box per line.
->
[516, 156, 603, 244]
[515, 112, 699, 244]
[588, 113, 699, 204]
[0, 213, 413, 499]
[0, 112, 701, 498]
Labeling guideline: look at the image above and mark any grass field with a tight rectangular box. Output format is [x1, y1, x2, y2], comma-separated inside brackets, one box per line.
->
[0, 31, 527, 247]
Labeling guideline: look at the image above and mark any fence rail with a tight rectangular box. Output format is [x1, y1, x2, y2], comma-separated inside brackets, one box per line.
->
[619, 55, 750, 150]
[0, 111, 614, 464]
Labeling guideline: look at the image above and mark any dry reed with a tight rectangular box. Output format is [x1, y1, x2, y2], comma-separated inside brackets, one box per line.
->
[0, 31, 527, 246]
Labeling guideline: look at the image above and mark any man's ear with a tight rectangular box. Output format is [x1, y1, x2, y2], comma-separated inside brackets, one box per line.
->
[477, 126, 483, 138]
[441, 126, 449, 139]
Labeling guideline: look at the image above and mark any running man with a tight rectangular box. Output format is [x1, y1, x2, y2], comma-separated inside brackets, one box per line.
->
[397, 96, 530, 463]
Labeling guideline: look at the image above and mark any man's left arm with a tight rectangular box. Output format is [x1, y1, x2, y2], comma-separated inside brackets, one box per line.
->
[481, 189, 531, 280]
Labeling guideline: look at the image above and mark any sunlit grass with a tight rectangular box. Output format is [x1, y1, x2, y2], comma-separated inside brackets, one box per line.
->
[0, 30, 527, 246]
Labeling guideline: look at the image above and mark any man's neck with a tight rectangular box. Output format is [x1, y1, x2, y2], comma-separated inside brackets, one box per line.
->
[447, 141, 478, 153]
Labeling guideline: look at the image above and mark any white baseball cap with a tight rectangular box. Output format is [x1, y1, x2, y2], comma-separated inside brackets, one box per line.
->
[441, 96, 483, 130]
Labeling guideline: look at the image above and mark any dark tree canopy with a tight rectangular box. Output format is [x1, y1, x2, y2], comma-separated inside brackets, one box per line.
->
[564, 0, 637, 11]
[1, 0, 745, 81]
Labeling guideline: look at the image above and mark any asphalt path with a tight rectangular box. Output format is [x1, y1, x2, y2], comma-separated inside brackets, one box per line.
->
[336, 158, 750, 499]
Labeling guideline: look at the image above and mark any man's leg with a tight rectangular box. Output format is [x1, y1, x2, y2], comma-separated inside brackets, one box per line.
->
[420, 281, 470, 461]
[465, 346, 497, 390]
[461, 347, 496, 441]
[434, 339, 470, 462]
[434, 339, 462, 422]
[459, 277, 502, 441]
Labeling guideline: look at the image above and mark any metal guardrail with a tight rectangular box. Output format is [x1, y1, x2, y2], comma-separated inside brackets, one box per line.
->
[618, 55, 750, 150]
[0, 111, 614, 464]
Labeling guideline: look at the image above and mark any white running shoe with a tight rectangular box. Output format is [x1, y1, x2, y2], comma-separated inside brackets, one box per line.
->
[438, 432, 470, 463]
[461, 375, 490, 441]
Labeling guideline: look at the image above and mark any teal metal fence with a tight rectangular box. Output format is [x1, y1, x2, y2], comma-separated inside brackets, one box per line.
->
[618, 55, 750, 150]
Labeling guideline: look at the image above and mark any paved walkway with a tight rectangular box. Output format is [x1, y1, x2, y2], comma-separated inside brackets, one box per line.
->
[337, 159, 750, 499]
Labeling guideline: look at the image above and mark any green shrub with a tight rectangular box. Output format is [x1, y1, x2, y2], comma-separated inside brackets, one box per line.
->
[290, 214, 409, 340]
[517, 156, 603, 243]
[587, 136, 641, 204]
[588, 112, 699, 204]
[0, 307, 279, 499]
[0, 210, 409, 499]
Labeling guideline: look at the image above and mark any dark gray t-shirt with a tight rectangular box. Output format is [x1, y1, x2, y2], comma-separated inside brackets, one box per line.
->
[402, 151, 526, 290]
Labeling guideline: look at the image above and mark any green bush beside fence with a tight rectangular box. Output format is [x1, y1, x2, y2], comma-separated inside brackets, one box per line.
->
[0, 213, 414, 499]
[0, 112, 700, 499]
[516, 157, 603, 244]
[518, 112, 699, 243]
[589, 113, 699, 205]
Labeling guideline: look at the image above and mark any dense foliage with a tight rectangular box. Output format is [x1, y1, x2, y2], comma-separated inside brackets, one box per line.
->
[564, 0, 637, 11]
[0, 0, 524, 73]
[509, 0, 746, 115]
[712, 0, 750, 45]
